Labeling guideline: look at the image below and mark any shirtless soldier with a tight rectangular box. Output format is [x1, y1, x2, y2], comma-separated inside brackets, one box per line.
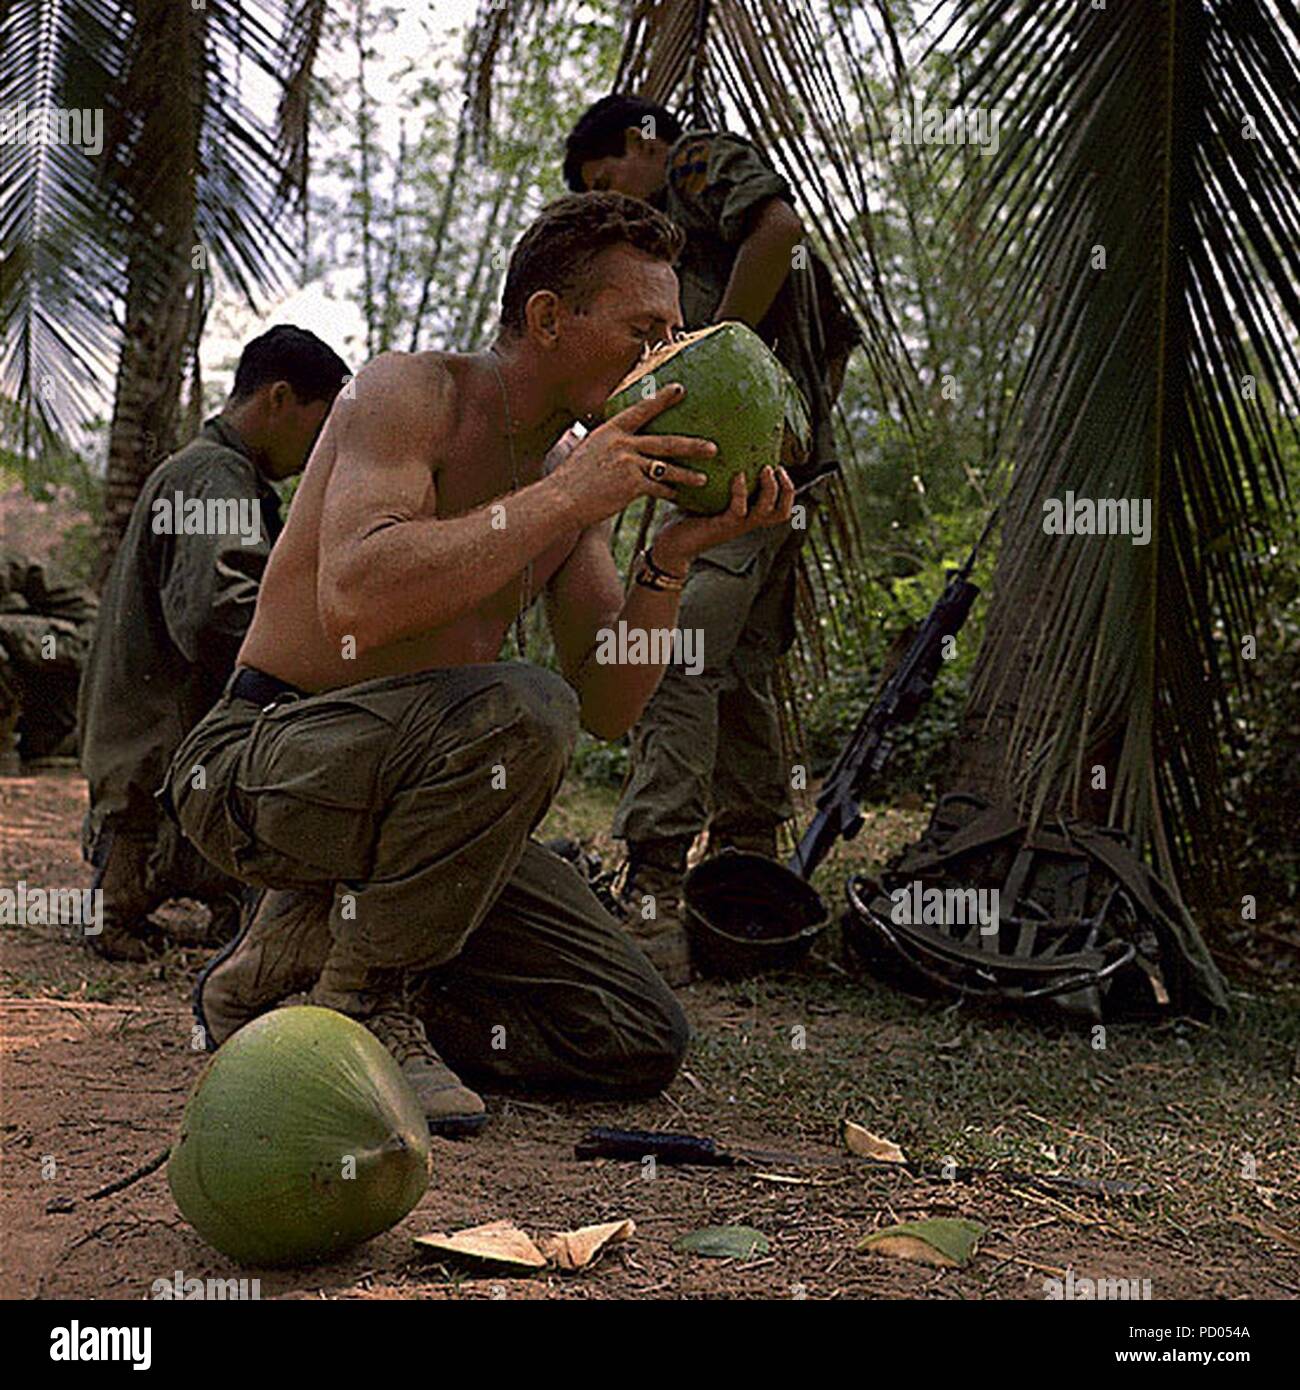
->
[165, 193, 794, 1133]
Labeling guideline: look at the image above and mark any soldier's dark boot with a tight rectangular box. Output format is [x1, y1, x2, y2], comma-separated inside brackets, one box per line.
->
[617, 837, 693, 987]
[86, 829, 165, 963]
[309, 958, 487, 1138]
[193, 889, 333, 1050]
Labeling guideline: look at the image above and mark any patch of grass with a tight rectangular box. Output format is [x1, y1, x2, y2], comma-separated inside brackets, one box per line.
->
[538, 782, 623, 866]
[680, 966, 1299, 1231]
[0, 962, 138, 1004]
[81, 976, 125, 1003]
[490, 777, 1300, 1239]
[537, 781, 926, 881]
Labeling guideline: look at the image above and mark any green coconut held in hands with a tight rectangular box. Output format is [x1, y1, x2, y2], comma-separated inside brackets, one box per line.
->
[168, 1007, 431, 1267]
[603, 321, 811, 516]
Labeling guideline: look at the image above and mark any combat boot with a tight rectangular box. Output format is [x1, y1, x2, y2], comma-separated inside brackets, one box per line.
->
[309, 960, 487, 1138]
[617, 837, 693, 987]
[86, 829, 165, 963]
[193, 889, 333, 1050]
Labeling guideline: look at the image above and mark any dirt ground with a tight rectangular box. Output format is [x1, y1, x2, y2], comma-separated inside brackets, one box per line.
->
[3, 769, 1298, 1301]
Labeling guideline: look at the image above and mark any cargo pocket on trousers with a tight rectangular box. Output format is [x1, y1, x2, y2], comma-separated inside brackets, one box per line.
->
[224, 781, 289, 888]
[229, 698, 389, 884]
[679, 532, 773, 667]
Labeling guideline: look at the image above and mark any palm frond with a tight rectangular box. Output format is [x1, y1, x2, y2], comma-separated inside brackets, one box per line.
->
[945, 0, 1300, 886]
[0, 0, 127, 448]
[275, 0, 330, 212]
[465, 0, 921, 424]
[101, 1, 300, 304]
[464, 0, 557, 158]
[2, 0, 311, 460]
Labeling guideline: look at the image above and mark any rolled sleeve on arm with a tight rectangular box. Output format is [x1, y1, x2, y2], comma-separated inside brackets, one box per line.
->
[671, 133, 794, 245]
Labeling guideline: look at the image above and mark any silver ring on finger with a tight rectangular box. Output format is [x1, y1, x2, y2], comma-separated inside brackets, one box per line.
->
[647, 461, 668, 482]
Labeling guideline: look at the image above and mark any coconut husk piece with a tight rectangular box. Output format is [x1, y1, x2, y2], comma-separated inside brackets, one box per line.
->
[540, 1219, 636, 1272]
[413, 1219, 548, 1269]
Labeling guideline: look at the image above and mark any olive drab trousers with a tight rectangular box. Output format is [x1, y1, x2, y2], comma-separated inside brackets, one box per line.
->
[611, 518, 805, 849]
[166, 662, 688, 1094]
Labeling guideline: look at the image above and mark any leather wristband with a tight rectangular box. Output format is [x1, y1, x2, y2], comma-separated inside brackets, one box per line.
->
[634, 548, 686, 592]
[643, 546, 688, 582]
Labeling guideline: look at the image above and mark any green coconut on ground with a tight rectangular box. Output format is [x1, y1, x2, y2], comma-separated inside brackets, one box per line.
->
[168, 1006, 431, 1268]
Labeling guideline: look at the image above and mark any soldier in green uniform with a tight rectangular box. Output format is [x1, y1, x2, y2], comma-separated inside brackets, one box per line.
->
[78, 326, 349, 961]
[564, 95, 861, 983]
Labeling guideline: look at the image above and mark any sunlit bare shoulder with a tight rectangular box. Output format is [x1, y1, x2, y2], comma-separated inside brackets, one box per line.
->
[329, 351, 459, 472]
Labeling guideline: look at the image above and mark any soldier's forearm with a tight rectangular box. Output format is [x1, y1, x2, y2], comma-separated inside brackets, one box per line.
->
[575, 579, 686, 742]
[715, 203, 802, 327]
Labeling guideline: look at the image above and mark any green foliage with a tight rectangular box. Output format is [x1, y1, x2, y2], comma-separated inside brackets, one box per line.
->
[570, 731, 630, 791]
[1223, 438, 1300, 914]
[312, 0, 628, 354]
[799, 508, 988, 803]
[0, 399, 102, 583]
[0, 399, 103, 516]
[944, 0, 1300, 891]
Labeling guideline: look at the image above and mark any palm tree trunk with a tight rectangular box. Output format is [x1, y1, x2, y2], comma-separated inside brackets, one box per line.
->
[97, 243, 194, 584]
[95, 0, 205, 586]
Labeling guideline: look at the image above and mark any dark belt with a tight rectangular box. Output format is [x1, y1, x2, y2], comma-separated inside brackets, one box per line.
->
[231, 666, 307, 710]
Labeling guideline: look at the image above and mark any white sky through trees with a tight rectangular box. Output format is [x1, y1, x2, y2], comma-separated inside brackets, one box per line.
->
[203, 0, 475, 403]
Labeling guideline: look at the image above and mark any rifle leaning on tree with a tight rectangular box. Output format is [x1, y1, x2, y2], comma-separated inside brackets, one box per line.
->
[578, 518, 993, 928]
[787, 525, 992, 883]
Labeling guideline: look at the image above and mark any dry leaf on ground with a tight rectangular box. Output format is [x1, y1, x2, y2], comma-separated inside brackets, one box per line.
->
[541, 1219, 635, 1271]
[841, 1119, 907, 1164]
